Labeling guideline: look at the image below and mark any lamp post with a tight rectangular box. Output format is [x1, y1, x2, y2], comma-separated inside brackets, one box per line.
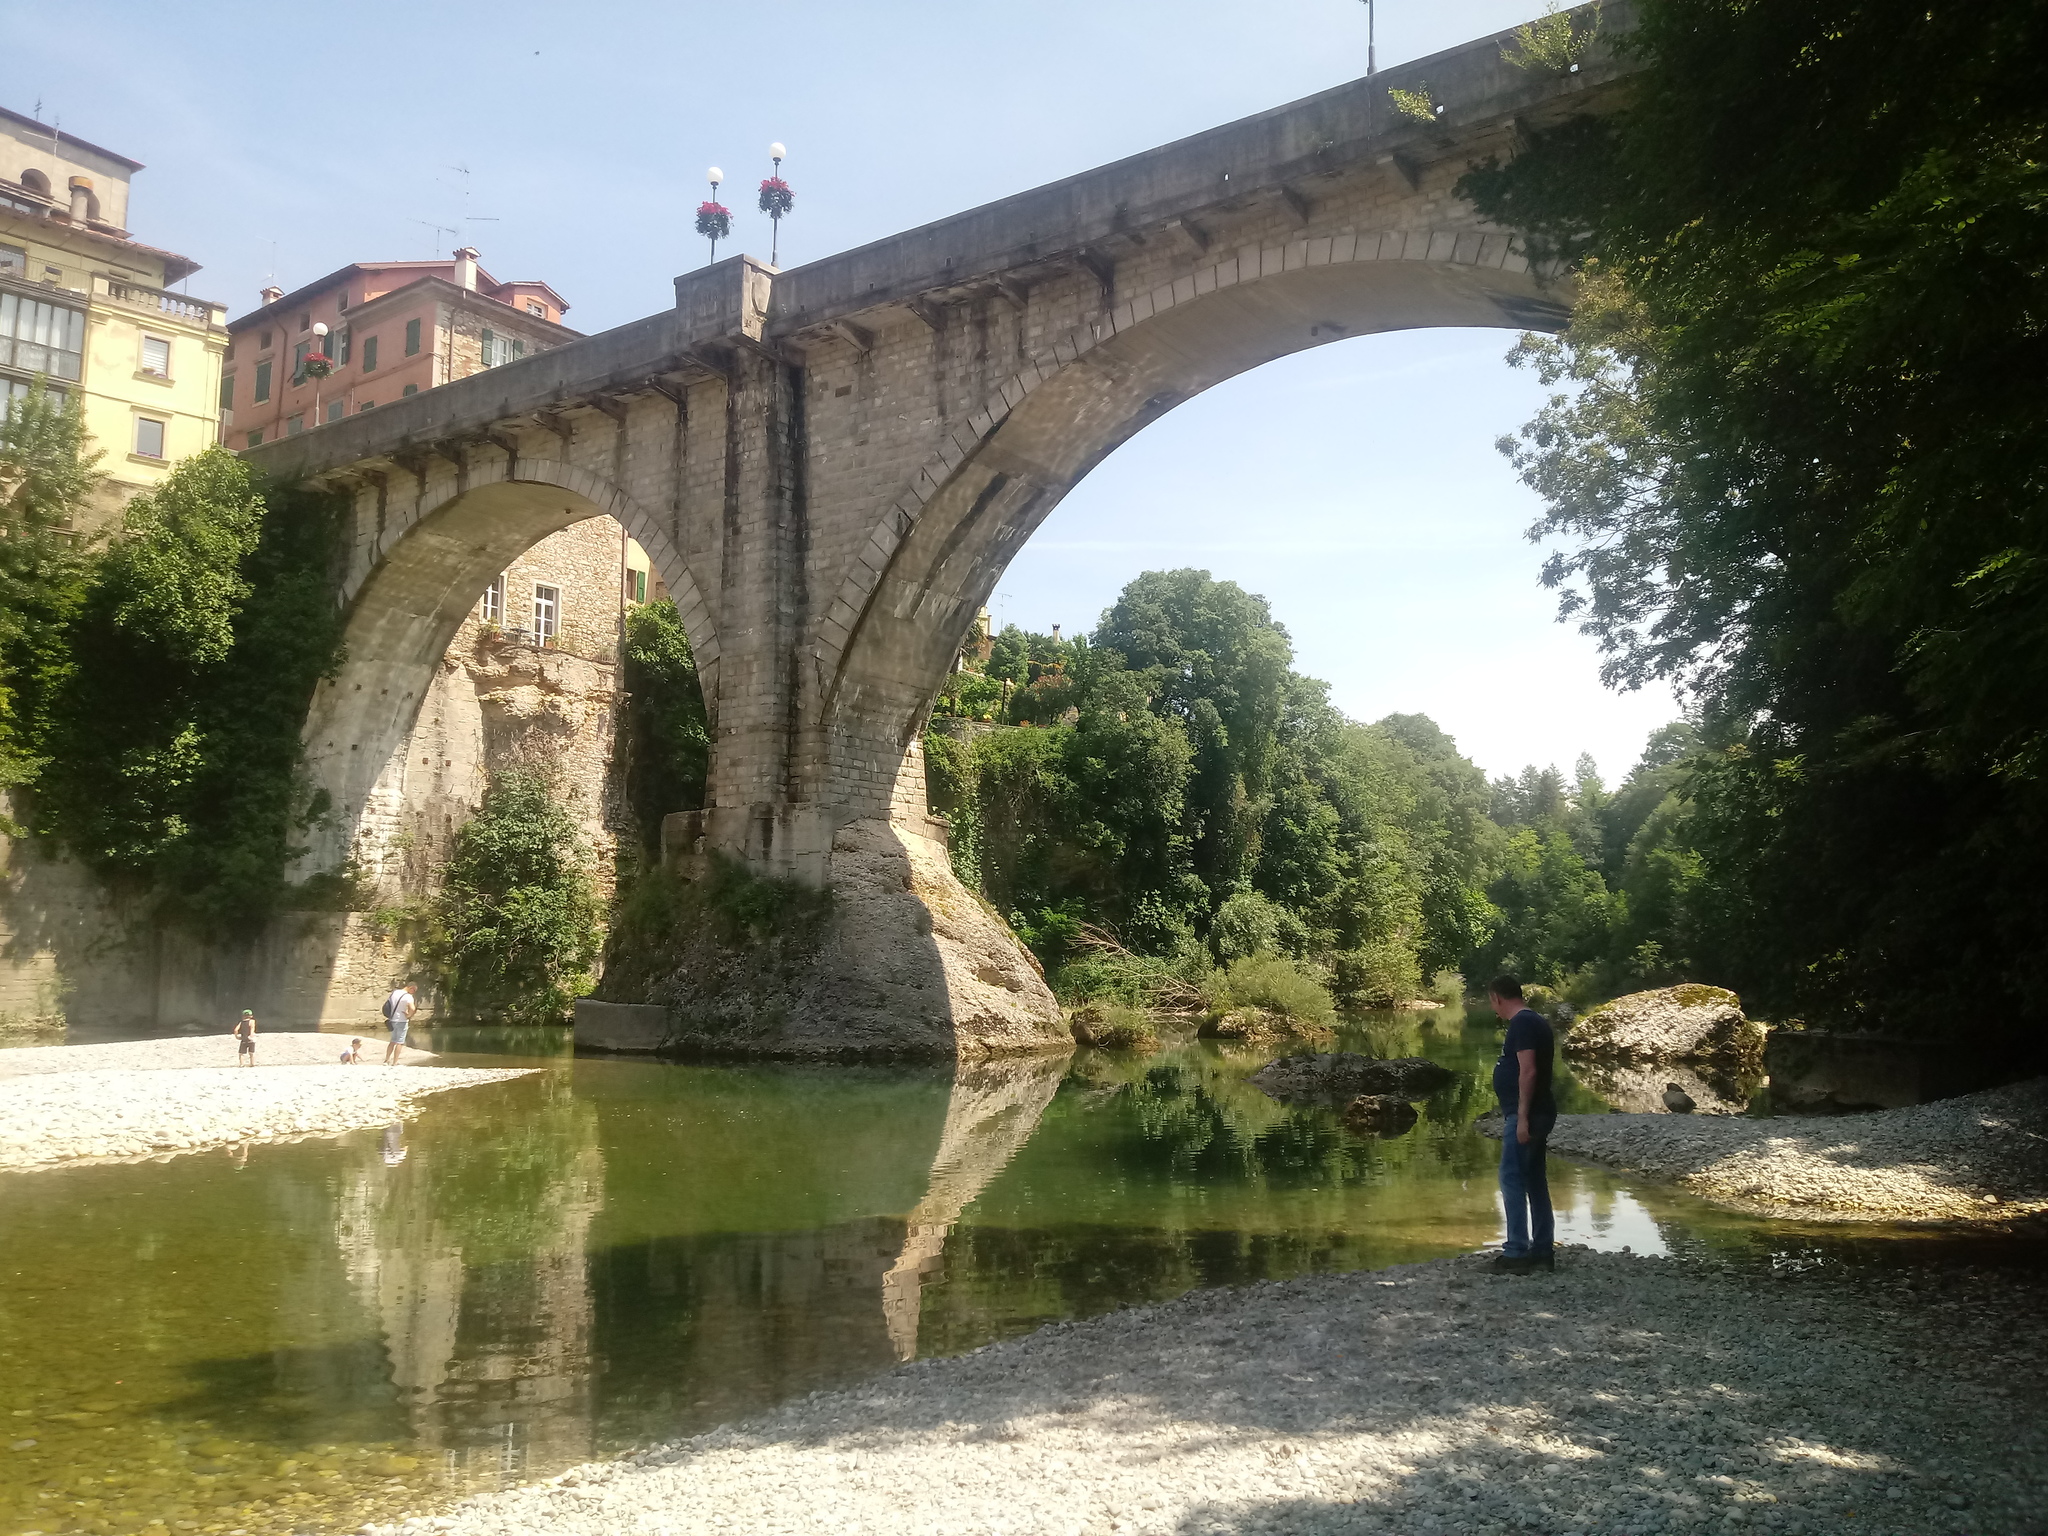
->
[698, 167, 731, 267]
[759, 142, 793, 268]
[1363, 0, 1376, 76]
[310, 321, 330, 426]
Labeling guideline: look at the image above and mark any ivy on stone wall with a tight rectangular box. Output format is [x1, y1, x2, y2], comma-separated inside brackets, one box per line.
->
[619, 599, 711, 858]
[30, 448, 350, 933]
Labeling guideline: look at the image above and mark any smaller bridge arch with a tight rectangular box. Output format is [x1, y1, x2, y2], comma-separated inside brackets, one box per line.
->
[299, 455, 718, 876]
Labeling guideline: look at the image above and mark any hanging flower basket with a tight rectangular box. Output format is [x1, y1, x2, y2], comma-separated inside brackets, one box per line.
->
[757, 177, 793, 218]
[695, 201, 732, 240]
[302, 352, 333, 380]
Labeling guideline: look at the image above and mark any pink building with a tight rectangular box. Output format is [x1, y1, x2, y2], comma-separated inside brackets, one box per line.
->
[220, 247, 575, 446]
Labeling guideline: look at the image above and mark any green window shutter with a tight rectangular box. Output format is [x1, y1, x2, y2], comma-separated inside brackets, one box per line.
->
[480, 328, 495, 367]
[402, 383, 418, 396]
[363, 336, 378, 372]
[246, 429, 262, 448]
[510, 338, 524, 357]
[254, 360, 271, 402]
[219, 373, 234, 411]
[405, 318, 421, 355]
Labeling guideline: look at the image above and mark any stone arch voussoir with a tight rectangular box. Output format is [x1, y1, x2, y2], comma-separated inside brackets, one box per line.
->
[810, 224, 1535, 712]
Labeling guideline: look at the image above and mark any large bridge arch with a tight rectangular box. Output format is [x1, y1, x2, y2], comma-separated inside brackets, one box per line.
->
[299, 457, 718, 876]
[811, 227, 1567, 816]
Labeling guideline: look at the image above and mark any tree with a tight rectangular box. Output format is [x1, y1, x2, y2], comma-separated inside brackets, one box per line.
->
[0, 385, 98, 805]
[1461, 0, 2048, 1035]
[420, 769, 603, 1024]
[620, 599, 710, 858]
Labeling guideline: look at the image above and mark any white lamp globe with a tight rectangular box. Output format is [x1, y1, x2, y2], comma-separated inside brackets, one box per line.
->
[707, 166, 724, 186]
[312, 322, 329, 337]
[769, 142, 786, 160]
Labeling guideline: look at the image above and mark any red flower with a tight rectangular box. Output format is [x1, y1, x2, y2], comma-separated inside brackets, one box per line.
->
[757, 177, 794, 218]
[695, 201, 732, 240]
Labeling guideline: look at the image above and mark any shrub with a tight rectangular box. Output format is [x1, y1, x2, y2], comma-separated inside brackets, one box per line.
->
[416, 770, 603, 1025]
[1206, 953, 1336, 1030]
[620, 600, 709, 857]
[1070, 1002, 1157, 1050]
[1328, 939, 1424, 1010]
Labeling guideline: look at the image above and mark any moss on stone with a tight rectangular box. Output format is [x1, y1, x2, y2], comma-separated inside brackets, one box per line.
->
[1673, 983, 1740, 1009]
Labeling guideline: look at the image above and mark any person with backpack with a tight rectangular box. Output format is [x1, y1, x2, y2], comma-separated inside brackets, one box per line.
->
[233, 1009, 258, 1066]
[381, 983, 418, 1065]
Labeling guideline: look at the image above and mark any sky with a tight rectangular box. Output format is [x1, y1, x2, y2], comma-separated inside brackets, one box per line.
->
[6, 0, 1682, 785]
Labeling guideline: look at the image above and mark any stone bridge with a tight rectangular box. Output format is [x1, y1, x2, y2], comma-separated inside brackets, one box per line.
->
[245, 3, 1631, 1054]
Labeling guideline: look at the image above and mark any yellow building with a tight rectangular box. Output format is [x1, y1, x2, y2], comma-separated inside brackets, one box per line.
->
[0, 105, 226, 516]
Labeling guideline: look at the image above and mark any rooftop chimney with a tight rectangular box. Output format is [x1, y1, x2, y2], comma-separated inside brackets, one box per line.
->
[453, 246, 480, 292]
[67, 176, 92, 223]
[260, 285, 284, 306]
[1051, 624, 1062, 642]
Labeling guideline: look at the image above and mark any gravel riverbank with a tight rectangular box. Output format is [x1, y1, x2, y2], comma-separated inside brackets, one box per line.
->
[1493, 1080, 2048, 1223]
[0, 1034, 533, 1170]
[373, 1251, 2047, 1536]
[0, 1030, 438, 1077]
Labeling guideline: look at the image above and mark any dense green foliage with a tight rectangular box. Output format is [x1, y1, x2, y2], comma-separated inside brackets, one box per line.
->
[933, 571, 1729, 1014]
[416, 770, 603, 1024]
[619, 598, 711, 857]
[1460, 0, 2048, 1034]
[0, 422, 350, 931]
[0, 387, 97, 813]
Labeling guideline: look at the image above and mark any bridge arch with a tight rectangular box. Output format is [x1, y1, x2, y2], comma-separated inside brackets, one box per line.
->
[812, 226, 1566, 814]
[299, 456, 718, 875]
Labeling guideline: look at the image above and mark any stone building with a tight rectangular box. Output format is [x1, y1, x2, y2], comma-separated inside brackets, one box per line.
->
[0, 104, 228, 516]
[220, 248, 572, 446]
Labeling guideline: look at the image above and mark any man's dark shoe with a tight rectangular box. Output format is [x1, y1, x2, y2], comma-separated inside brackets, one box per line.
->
[1488, 1251, 1556, 1275]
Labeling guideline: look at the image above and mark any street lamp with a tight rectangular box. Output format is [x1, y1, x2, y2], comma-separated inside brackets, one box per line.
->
[760, 142, 793, 267]
[310, 321, 330, 426]
[698, 167, 731, 266]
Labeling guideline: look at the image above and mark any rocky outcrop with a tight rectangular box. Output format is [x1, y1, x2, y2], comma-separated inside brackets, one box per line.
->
[1564, 985, 1766, 1074]
[1250, 1053, 1457, 1104]
[612, 818, 1069, 1060]
[1343, 1094, 1419, 1136]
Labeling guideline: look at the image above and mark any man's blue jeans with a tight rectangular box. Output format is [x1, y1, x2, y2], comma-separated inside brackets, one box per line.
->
[1499, 1110, 1557, 1258]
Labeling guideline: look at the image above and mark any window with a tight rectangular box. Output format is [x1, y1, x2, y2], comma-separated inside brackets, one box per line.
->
[245, 429, 263, 448]
[361, 335, 378, 372]
[140, 335, 170, 378]
[286, 414, 304, 436]
[292, 339, 311, 382]
[480, 575, 504, 624]
[627, 568, 647, 604]
[479, 329, 525, 368]
[325, 399, 344, 423]
[526, 300, 546, 317]
[0, 292, 87, 381]
[404, 318, 421, 356]
[3, 377, 64, 406]
[0, 244, 24, 274]
[357, 401, 375, 412]
[219, 373, 235, 411]
[532, 584, 560, 644]
[332, 326, 349, 365]
[253, 359, 272, 403]
[298, 313, 310, 332]
[402, 382, 418, 396]
[134, 417, 166, 459]
[259, 330, 272, 350]
[337, 291, 348, 312]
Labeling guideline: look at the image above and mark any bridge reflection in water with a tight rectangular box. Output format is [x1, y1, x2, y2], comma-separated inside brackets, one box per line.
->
[1, 1018, 1754, 1529]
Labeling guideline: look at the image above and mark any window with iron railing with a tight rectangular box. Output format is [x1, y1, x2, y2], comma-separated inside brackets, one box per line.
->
[532, 583, 560, 644]
[481, 575, 505, 624]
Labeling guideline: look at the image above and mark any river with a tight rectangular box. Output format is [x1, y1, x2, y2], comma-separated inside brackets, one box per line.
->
[0, 1010, 2019, 1536]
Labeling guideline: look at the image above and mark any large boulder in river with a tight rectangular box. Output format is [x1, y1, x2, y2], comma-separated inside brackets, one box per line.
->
[1564, 985, 1765, 1073]
[1250, 1053, 1456, 1103]
[1566, 1058, 1757, 1116]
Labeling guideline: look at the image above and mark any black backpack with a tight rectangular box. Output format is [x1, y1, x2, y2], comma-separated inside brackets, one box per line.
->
[382, 993, 397, 1021]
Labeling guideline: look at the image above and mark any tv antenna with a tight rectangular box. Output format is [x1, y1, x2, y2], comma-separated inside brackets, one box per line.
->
[442, 162, 501, 246]
[412, 219, 460, 258]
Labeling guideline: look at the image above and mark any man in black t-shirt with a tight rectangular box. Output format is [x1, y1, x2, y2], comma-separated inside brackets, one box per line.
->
[1488, 974, 1557, 1274]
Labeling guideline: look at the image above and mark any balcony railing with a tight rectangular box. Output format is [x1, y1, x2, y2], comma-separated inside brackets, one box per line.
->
[96, 278, 224, 329]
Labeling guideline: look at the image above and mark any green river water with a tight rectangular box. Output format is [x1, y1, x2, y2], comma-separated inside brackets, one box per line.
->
[0, 1011, 2025, 1536]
